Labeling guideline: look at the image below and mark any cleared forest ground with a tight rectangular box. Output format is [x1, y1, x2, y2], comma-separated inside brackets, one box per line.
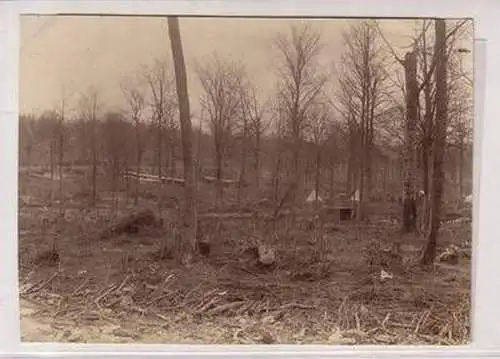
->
[18, 173, 471, 345]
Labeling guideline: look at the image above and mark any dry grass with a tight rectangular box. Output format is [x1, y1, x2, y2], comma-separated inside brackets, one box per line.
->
[18, 174, 471, 344]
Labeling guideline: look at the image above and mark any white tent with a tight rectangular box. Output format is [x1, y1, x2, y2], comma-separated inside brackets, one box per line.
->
[350, 189, 360, 202]
[306, 189, 323, 203]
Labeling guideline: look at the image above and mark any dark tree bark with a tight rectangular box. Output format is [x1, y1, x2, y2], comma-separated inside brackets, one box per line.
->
[237, 114, 249, 203]
[421, 25, 435, 234]
[49, 138, 55, 205]
[274, 25, 325, 204]
[458, 121, 465, 200]
[254, 126, 261, 190]
[314, 150, 321, 207]
[168, 16, 198, 254]
[90, 136, 97, 207]
[58, 104, 64, 201]
[422, 19, 448, 265]
[402, 50, 419, 233]
[121, 82, 146, 206]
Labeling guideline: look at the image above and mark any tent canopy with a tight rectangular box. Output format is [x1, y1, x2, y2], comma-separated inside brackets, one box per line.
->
[306, 189, 322, 202]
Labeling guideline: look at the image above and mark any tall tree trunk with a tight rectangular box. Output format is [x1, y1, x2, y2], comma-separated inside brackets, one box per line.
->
[157, 125, 163, 178]
[422, 42, 434, 234]
[357, 125, 366, 221]
[273, 163, 279, 203]
[171, 145, 176, 177]
[215, 145, 224, 204]
[254, 130, 261, 190]
[111, 159, 118, 212]
[293, 138, 303, 204]
[402, 50, 419, 233]
[347, 125, 358, 195]
[58, 114, 64, 201]
[422, 142, 431, 232]
[91, 147, 97, 207]
[365, 79, 376, 202]
[157, 125, 164, 208]
[304, 157, 310, 191]
[164, 136, 170, 176]
[273, 153, 283, 203]
[135, 132, 142, 206]
[329, 163, 335, 197]
[422, 19, 448, 265]
[167, 128, 177, 177]
[383, 165, 388, 202]
[196, 125, 202, 193]
[314, 149, 321, 209]
[125, 163, 130, 205]
[49, 139, 55, 205]
[238, 128, 248, 203]
[168, 16, 197, 254]
[459, 129, 465, 201]
[346, 158, 354, 195]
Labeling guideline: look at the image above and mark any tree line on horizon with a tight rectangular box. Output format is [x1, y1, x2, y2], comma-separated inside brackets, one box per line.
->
[18, 17, 474, 264]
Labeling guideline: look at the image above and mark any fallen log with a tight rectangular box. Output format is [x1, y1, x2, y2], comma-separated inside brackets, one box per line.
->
[99, 209, 159, 239]
[196, 210, 318, 222]
[197, 212, 255, 220]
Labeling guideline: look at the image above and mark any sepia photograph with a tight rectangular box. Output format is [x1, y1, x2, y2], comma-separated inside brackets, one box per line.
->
[18, 15, 474, 345]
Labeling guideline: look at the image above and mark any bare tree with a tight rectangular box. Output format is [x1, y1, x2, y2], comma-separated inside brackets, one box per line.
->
[18, 114, 36, 167]
[78, 86, 101, 207]
[421, 19, 448, 264]
[246, 86, 270, 192]
[336, 20, 388, 220]
[100, 112, 133, 210]
[401, 50, 419, 232]
[323, 119, 345, 198]
[308, 102, 329, 207]
[168, 16, 197, 255]
[413, 19, 471, 231]
[142, 58, 177, 205]
[236, 86, 251, 203]
[121, 76, 147, 205]
[416, 20, 435, 232]
[377, 19, 469, 233]
[447, 79, 473, 201]
[274, 24, 327, 204]
[237, 83, 269, 199]
[197, 54, 246, 204]
[37, 110, 59, 204]
[55, 89, 69, 201]
[270, 104, 287, 205]
[446, 44, 473, 203]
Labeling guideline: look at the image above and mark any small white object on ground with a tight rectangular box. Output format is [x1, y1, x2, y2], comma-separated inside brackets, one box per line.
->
[380, 269, 393, 280]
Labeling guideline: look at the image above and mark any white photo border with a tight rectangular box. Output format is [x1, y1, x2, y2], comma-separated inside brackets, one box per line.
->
[0, 0, 496, 357]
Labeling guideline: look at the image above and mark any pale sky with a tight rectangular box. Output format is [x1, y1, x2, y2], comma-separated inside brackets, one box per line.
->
[19, 16, 473, 118]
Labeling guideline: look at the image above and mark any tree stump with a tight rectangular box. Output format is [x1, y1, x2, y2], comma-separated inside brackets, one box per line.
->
[258, 245, 276, 267]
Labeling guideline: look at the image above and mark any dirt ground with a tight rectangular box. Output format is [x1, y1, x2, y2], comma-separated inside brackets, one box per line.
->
[18, 173, 472, 345]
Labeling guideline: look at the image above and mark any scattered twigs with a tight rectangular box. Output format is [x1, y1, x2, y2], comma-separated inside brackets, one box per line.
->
[415, 308, 432, 334]
[381, 313, 391, 329]
[146, 290, 177, 307]
[94, 283, 117, 309]
[18, 198, 471, 345]
[20, 279, 44, 296]
[278, 302, 316, 311]
[22, 271, 60, 296]
[117, 274, 132, 292]
[193, 296, 221, 314]
[207, 301, 245, 315]
[70, 277, 89, 296]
